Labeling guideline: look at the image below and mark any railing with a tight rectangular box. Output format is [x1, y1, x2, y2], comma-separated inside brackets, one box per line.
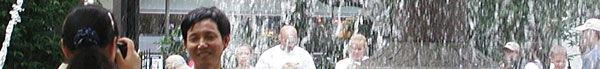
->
[140, 49, 163, 69]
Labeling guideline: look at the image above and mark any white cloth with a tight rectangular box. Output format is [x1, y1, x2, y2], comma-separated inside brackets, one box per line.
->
[524, 62, 540, 69]
[574, 18, 600, 31]
[335, 56, 369, 69]
[57, 63, 68, 69]
[255, 45, 316, 69]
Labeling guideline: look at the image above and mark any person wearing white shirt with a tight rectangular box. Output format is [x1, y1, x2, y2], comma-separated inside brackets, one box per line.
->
[255, 25, 316, 69]
[335, 34, 368, 69]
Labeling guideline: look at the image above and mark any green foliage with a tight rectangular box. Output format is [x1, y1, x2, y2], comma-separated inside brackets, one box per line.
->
[0, 0, 80, 68]
[158, 25, 188, 61]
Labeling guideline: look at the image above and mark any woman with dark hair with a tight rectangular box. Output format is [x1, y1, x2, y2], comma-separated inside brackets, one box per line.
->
[58, 5, 140, 69]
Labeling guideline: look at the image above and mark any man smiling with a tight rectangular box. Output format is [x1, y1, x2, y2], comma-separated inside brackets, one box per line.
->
[181, 7, 231, 69]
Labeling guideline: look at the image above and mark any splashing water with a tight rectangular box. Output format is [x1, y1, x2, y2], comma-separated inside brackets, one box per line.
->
[1, 0, 24, 68]
[140, 0, 600, 68]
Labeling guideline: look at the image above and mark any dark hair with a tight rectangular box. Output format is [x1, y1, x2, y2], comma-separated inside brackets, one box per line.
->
[181, 7, 230, 42]
[61, 5, 118, 69]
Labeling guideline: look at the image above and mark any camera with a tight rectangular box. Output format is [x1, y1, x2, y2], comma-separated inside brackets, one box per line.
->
[117, 42, 127, 58]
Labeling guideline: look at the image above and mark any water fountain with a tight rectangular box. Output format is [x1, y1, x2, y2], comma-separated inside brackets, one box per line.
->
[137, 0, 600, 68]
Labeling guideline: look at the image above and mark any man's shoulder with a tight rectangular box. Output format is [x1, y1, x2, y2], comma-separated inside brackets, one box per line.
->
[594, 48, 600, 60]
[260, 46, 281, 56]
[583, 48, 600, 64]
[587, 47, 600, 58]
[592, 43, 600, 54]
[295, 47, 314, 59]
[293, 46, 311, 55]
[266, 46, 281, 52]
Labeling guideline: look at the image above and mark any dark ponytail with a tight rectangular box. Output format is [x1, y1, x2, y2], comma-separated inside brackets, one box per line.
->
[67, 28, 112, 69]
[68, 47, 111, 69]
[61, 5, 117, 69]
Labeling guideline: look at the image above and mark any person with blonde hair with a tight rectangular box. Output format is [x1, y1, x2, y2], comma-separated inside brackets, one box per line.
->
[550, 44, 567, 69]
[335, 34, 368, 69]
[236, 44, 254, 69]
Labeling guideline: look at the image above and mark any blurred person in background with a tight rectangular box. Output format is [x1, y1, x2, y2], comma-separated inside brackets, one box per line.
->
[550, 43, 567, 69]
[502, 42, 520, 69]
[236, 44, 255, 69]
[523, 40, 543, 69]
[255, 25, 316, 69]
[573, 17, 600, 69]
[335, 34, 368, 69]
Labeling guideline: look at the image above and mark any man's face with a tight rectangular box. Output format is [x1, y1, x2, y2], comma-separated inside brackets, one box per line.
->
[350, 41, 365, 62]
[185, 19, 225, 69]
[581, 30, 598, 54]
[503, 49, 518, 69]
[280, 28, 297, 53]
[551, 55, 566, 69]
[236, 46, 251, 65]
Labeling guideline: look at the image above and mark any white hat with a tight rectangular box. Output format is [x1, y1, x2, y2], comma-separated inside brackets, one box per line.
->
[524, 62, 540, 69]
[504, 42, 520, 51]
[574, 18, 600, 31]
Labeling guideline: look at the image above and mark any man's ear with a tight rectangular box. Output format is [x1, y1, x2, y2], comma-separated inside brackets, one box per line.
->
[60, 39, 71, 62]
[223, 35, 230, 49]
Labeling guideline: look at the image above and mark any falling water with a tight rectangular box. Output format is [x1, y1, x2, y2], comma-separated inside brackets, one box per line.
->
[140, 0, 600, 68]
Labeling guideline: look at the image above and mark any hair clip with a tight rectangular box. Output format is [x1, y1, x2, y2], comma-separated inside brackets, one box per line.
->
[73, 28, 99, 48]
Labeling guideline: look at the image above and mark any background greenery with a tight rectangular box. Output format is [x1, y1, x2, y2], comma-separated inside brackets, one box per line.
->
[0, 0, 79, 68]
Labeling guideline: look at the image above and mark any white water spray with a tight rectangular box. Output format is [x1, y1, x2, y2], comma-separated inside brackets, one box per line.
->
[0, 0, 24, 68]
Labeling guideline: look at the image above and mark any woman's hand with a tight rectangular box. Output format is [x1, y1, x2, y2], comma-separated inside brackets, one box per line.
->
[115, 38, 141, 69]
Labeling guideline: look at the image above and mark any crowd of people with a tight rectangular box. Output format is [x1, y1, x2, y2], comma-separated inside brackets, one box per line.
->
[500, 16, 600, 69]
[56, 2, 600, 69]
[57, 4, 371, 69]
